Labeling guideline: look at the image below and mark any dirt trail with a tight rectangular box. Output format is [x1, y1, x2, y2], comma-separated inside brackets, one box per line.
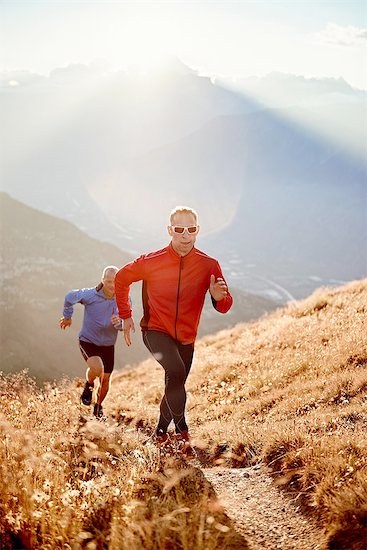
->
[201, 465, 326, 550]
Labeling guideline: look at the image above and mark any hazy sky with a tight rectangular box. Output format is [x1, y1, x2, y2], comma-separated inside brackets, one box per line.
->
[1, 0, 366, 89]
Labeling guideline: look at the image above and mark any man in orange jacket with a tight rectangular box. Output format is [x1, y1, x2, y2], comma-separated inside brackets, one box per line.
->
[115, 206, 233, 446]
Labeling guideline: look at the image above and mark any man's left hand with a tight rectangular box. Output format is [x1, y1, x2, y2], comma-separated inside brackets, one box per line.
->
[209, 274, 228, 301]
[111, 314, 122, 330]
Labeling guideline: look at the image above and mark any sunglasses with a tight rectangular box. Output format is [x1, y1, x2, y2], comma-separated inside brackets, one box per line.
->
[171, 225, 198, 234]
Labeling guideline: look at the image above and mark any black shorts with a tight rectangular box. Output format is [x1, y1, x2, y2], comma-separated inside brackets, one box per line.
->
[79, 340, 115, 374]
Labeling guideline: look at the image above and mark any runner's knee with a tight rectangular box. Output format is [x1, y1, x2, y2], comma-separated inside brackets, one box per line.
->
[166, 373, 186, 392]
[87, 357, 104, 377]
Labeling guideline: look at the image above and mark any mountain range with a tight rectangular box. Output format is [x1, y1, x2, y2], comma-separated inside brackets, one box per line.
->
[1, 62, 366, 304]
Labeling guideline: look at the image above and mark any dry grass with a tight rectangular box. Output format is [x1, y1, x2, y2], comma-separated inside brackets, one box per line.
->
[0, 374, 246, 549]
[1, 279, 366, 549]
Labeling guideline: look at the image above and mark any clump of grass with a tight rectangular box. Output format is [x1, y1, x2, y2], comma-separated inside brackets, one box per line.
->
[0, 372, 247, 549]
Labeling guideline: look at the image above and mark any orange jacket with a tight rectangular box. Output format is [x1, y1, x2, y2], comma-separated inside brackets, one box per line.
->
[115, 244, 233, 344]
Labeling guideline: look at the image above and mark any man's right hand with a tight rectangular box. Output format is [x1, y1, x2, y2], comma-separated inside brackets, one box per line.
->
[123, 317, 135, 347]
[59, 317, 72, 330]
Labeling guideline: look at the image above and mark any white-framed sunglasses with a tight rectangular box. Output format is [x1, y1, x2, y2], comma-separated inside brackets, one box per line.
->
[171, 225, 199, 234]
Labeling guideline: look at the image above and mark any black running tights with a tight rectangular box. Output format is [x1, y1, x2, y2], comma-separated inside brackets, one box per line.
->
[143, 330, 194, 434]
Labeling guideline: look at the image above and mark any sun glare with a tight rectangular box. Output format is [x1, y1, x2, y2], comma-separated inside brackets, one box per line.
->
[106, 7, 178, 74]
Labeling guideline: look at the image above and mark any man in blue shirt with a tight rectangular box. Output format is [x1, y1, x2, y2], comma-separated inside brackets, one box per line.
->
[60, 266, 122, 418]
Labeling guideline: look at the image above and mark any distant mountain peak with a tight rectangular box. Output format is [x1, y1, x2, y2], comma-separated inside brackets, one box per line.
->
[160, 56, 197, 75]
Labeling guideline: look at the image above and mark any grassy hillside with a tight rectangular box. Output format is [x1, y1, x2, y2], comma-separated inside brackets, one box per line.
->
[0, 279, 366, 549]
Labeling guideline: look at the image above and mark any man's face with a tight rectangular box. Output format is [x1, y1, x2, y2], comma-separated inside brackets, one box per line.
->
[102, 272, 116, 297]
[168, 212, 199, 256]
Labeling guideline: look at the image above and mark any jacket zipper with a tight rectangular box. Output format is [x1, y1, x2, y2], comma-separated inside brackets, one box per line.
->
[174, 257, 183, 340]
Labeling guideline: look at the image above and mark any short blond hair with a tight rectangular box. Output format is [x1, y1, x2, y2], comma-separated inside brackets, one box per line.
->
[169, 206, 198, 225]
[102, 265, 119, 279]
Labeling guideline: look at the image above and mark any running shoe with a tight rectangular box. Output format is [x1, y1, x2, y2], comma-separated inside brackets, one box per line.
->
[144, 430, 169, 446]
[174, 430, 190, 442]
[81, 381, 94, 405]
[93, 403, 104, 419]
[174, 431, 196, 457]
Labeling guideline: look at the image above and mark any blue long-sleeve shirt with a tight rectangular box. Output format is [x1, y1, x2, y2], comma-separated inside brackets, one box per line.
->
[63, 287, 121, 346]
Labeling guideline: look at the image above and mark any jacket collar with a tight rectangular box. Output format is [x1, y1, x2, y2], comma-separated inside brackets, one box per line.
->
[168, 242, 196, 259]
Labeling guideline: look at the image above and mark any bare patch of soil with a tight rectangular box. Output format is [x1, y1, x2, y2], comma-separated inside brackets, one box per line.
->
[202, 465, 326, 550]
